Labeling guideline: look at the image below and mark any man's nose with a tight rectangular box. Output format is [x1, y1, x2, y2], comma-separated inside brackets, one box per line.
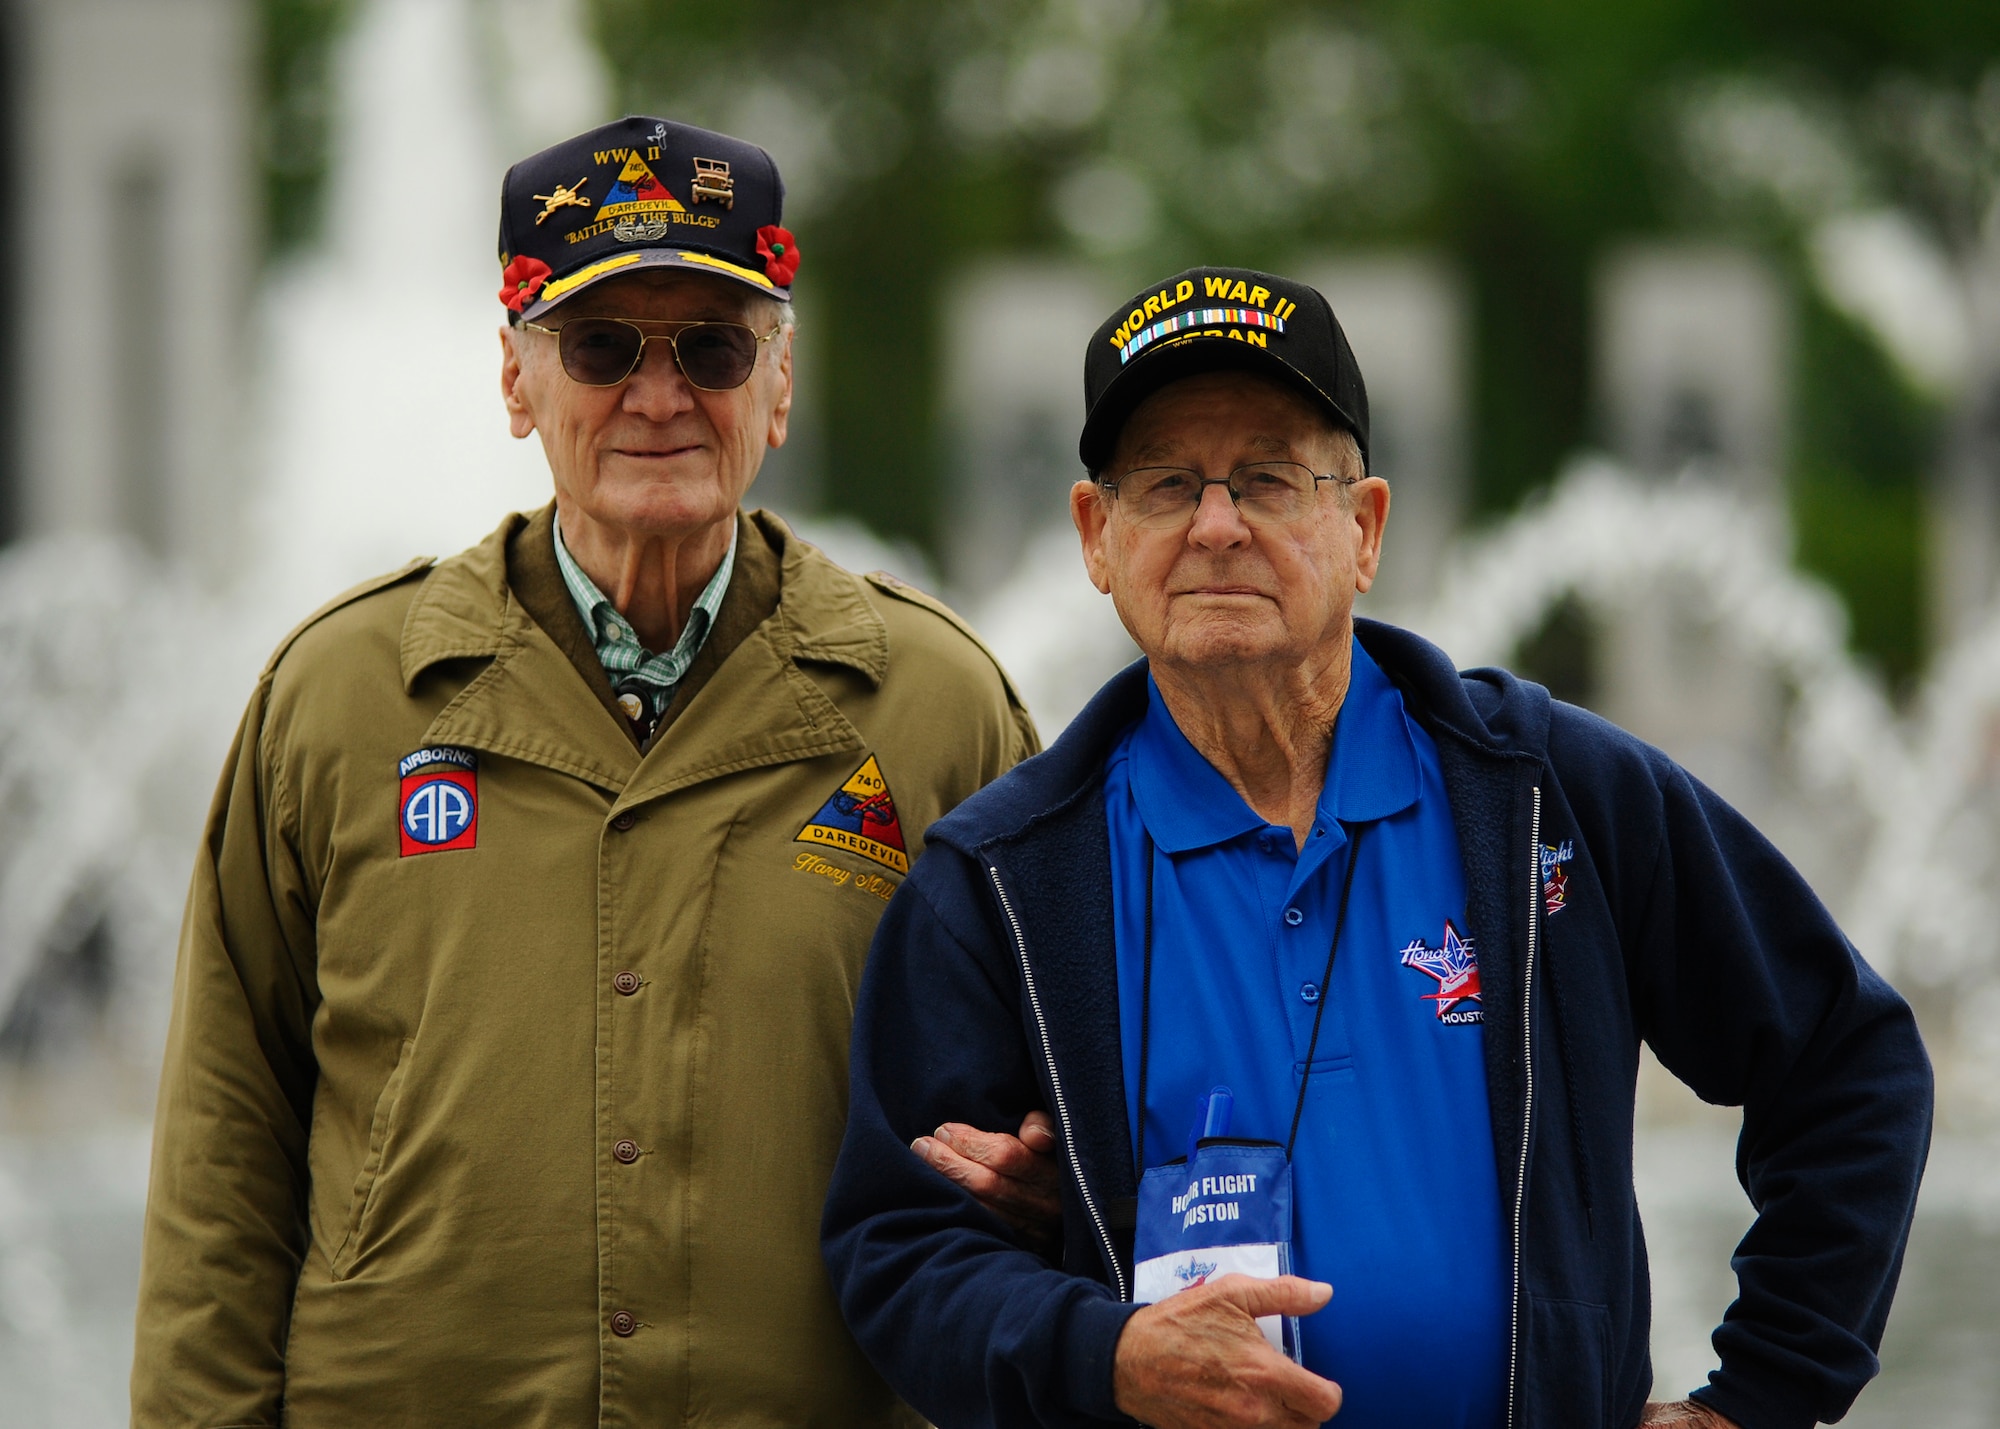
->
[1187, 480, 1251, 547]
[621, 336, 698, 418]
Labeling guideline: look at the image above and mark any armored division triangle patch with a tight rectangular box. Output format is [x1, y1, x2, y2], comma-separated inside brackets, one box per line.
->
[796, 755, 908, 875]
[600, 151, 686, 217]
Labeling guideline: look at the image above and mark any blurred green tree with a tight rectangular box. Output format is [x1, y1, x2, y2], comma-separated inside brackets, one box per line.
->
[260, 0, 353, 255]
[262, 0, 2000, 685]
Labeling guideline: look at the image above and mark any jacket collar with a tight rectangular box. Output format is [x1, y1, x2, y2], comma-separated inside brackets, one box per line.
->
[396, 508, 890, 798]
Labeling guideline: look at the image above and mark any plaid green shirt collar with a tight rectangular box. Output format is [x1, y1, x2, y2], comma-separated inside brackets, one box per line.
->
[553, 514, 738, 724]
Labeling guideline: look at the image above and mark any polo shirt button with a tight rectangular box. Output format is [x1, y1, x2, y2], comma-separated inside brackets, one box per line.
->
[1284, 907, 1303, 926]
[614, 1139, 640, 1164]
[611, 811, 636, 832]
[610, 1310, 637, 1337]
[1301, 983, 1321, 1004]
[613, 970, 641, 996]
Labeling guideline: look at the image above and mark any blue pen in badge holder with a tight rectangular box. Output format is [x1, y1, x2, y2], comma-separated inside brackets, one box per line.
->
[1128, 827, 1366, 1364]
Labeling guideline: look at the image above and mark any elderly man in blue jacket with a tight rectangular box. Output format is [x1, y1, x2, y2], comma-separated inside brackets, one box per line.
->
[822, 266, 1931, 1429]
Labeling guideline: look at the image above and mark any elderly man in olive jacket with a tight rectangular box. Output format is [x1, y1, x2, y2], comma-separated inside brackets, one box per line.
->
[131, 118, 1037, 1427]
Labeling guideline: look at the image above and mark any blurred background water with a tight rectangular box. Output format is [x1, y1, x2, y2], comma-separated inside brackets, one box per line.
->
[0, 0, 1997, 1422]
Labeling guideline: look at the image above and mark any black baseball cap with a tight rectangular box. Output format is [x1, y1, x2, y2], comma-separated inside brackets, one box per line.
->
[496, 116, 798, 324]
[1079, 267, 1369, 474]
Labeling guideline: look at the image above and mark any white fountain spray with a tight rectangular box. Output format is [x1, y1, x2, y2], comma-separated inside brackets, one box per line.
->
[246, 0, 583, 616]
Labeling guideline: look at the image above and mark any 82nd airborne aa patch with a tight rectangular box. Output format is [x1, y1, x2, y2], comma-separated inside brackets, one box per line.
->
[795, 755, 909, 875]
[399, 747, 478, 857]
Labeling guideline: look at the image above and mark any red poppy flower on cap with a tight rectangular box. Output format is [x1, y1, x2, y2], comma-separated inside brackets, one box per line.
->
[500, 254, 553, 312]
[756, 226, 800, 287]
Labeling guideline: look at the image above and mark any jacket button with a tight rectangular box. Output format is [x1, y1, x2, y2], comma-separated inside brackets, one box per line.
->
[1300, 982, 1321, 1004]
[1283, 907, 1303, 926]
[614, 1139, 641, 1164]
[611, 811, 637, 832]
[613, 970, 641, 996]
[610, 1310, 637, 1337]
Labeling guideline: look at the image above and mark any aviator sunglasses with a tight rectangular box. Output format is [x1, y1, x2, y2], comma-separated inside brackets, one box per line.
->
[519, 316, 784, 390]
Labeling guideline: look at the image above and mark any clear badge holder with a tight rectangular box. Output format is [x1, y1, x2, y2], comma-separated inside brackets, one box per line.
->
[1133, 1089, 1301, 1358]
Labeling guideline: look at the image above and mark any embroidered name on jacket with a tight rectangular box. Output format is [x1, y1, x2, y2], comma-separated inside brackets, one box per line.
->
[1542, 840, 1575, 916]
[795, 755, 908, 875]
[399, 747, 478, 856]
[1399, 920, 1482, 1024]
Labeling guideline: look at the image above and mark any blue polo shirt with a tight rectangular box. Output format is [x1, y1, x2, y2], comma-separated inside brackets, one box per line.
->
[1106, 640, 1509, 1427]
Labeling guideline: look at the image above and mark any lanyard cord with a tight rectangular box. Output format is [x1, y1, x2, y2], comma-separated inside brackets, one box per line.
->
[1136, 838, 1156, 1175]
[1132, 822, 1368, 1173]
[1287, 826, 1365, 1158]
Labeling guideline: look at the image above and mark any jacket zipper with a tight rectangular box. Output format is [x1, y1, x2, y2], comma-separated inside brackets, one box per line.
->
[1507, 785, 1542, 1429]
[986, 862, 1129, 1301]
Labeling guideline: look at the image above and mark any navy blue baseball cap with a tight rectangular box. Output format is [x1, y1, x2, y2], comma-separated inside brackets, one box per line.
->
[1080, 267, 1369, 473]
[497, 116, 798, 324]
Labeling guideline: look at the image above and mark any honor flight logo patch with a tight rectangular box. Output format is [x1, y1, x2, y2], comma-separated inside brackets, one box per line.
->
[398, 747, 478, 857]
[1399, 921, 1483, 1025]
[796, 756, 908, 875]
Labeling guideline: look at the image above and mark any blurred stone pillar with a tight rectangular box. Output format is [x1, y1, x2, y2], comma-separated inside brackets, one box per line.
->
[12, 0, 253, 577]
[1301, 254, 1468, 614]
[1594, 244, 1791, 813]
[1931, 225, 2000, 647]
[942, 261, 1106, 597]
[1597, 244, 1789, 494]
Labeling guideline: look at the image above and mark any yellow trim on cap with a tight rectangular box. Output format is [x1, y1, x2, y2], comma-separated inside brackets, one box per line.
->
[538, 252, 644, 305]
[673, 251, 777, 289]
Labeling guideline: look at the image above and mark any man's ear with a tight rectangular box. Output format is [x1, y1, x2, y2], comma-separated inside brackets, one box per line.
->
[1350, 476, 1391, 593]
[765, 327, 795, 451]
[1071, 480, 1113, 595]
[500, 326, 536, 439]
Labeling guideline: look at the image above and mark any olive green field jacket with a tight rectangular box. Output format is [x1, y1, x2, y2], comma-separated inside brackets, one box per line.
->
[131, 508, 1037, 1427]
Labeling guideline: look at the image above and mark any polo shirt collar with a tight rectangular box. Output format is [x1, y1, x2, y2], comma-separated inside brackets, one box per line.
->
[1131, 636, 1421, 854]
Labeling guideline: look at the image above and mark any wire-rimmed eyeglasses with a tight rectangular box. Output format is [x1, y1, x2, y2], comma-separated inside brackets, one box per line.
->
[1097, 461, 1362, 530]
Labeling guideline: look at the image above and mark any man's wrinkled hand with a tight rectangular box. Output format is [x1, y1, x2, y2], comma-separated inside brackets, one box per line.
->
[1640, 1402, 1741, 1428]
[912, 1110, 1063, 1253]
[1113, 1274, 1343, 1429]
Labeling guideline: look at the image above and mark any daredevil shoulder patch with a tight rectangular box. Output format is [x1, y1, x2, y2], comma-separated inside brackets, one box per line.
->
[797, 754, 908, 875]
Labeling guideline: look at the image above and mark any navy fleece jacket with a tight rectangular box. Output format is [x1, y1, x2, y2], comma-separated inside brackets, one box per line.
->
[822, 619, 1931, 1429]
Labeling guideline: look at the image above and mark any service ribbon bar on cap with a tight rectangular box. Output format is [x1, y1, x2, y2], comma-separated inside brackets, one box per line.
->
[1121, 307, 1287, 365]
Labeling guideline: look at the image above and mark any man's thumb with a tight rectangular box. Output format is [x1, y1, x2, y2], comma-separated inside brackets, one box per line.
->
[1211, 1273, 1332, 1319]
